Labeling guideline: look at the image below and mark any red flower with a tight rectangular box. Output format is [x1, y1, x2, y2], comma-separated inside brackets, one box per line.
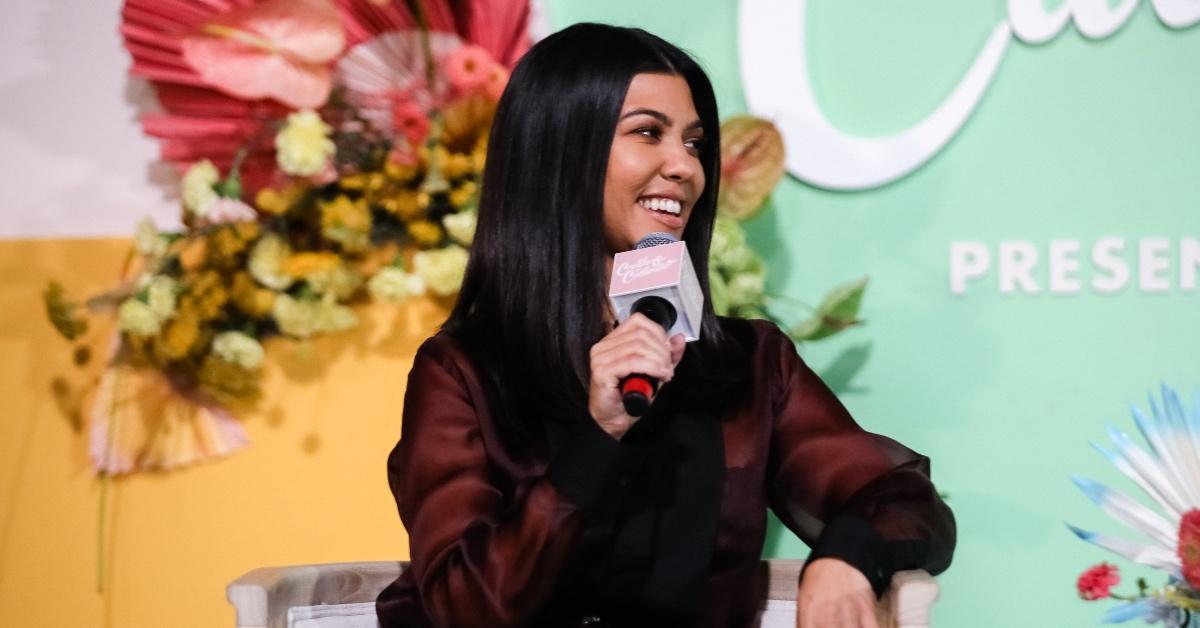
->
[1077, 563, 1120, 600]
[391, 101, 431, 147]
[1179, 508, 1200, 588]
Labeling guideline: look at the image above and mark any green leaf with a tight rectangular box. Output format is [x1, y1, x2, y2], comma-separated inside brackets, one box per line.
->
[787, 276, 868, 341]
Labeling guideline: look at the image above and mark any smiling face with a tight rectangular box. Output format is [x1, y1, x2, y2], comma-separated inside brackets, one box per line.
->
[602, 72, 706, 255]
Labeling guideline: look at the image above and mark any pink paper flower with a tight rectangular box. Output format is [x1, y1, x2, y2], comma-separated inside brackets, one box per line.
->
[1076, 563, 1120, 600]
[1179, 509, 1200, 588]
[445, 45, 495, 92]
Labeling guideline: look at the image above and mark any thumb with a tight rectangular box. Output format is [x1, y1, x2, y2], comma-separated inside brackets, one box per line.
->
[669, 334, 686, 365]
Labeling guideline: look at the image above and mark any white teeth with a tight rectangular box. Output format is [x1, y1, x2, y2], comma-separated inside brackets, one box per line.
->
[638, 197, 681, 215]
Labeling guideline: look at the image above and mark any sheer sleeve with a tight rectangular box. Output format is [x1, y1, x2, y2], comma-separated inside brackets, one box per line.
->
[760, 323, 956, 595]
[387, 337, 643, 628]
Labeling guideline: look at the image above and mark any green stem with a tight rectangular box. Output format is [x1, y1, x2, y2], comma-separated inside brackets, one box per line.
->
[96, 470, 109, 593]
[407, 0, 437, 87]
[95, 363, 125, 593]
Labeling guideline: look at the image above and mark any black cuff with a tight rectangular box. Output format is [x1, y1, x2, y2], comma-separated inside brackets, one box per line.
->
[802, 514, 892, 597]
[546, 418, 646, 513]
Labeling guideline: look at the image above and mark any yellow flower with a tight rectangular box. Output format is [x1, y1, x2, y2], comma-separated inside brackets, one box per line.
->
[158, 308, 201, 360]
[381, 190, 423, 220]
[368, 267, 425, 303]
[407, 220, 444, 247]
[413, 245, 469, 296]
[275, 110, 335, 176]
[442, 211, 476, 246]
[182, 159, 219, 214]
[443, 151, 473, 179]
[286, 253, 361, 299]
[448, 181, 477, 209]
[283, 252, 341, 278]
[272, 293, 357, 339]
[249, 233, 294, 290]
[319, 195, 372, 252]
[182, 270, 229, 322]
[384, 157, 419, 181]
[207, 223, 259, 269]
[471, 140, 487, 173]
[117, 298, 162, 336]
[212, 331, 265, 370]
[231, 272, 276, 318]
[255, 184, 305, 215]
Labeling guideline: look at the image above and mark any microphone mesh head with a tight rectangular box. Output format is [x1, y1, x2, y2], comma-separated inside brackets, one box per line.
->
[635, 232, 678, 249]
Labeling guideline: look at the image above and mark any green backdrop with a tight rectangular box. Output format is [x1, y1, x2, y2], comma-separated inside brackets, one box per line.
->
[546, 1, 1200, 625]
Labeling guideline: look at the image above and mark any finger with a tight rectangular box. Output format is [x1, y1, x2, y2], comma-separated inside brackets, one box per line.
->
[591, 342, 672, 379]
[619, 312, 669, 340]
[592, 353, 675, 386]
[668, 333, 686, 365]
[592, 334, 672, 367]
[861, 601, 881, 628]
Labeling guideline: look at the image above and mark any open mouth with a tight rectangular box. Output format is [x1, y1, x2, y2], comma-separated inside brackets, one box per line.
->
[637, 197, 682, 216]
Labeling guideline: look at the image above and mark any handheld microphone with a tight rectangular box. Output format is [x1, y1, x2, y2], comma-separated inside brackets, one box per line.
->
[607, 232, 705, 416]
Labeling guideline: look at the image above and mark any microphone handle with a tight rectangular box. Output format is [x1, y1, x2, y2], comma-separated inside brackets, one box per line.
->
[620, 373, 658, 417]
[618, 296, 678, 417]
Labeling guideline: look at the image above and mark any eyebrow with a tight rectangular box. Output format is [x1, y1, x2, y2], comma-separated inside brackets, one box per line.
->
[619, 108, 704, 131]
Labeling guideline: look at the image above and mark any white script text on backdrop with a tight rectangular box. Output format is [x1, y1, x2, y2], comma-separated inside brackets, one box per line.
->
[740, 0, 1200, 190]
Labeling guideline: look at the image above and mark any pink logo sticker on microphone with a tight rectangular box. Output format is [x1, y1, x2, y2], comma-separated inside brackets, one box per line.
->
[609, 241, 685, 296]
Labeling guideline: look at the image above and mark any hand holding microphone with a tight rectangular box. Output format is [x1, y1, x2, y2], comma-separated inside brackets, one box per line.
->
[587, 314, 686, 439]
[587, 232, 704, 438]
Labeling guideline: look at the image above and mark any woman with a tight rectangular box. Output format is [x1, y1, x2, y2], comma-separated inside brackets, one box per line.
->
[376, 23, 955, 628]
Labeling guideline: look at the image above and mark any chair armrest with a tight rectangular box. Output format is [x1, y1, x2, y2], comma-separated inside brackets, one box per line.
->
[227, 561, 404, 628]
[763, 560, 940, 628]
[228, 559, 939, 628]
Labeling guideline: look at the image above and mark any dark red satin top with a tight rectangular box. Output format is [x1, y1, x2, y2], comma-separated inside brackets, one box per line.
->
[376, 319, 955, 627]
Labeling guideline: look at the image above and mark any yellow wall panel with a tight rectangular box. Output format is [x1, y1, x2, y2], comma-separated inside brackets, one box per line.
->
[0, 238, 438, 627]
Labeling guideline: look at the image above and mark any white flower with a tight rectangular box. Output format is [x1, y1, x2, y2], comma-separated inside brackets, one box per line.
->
[204, 198, 258, 224]
[134, 218, 168, 258]
[368, 267, 426, 303]
[182, 159, 220, 215]
[305, 262, 362, 300]
[212, 331, 265, 370]
[272, 293, 357, 338]
[726, 272, 765, 309]
[145, 276, 179, 321]
[117, 299, 162, 336]
[442, 211, 477, 246]
[413, 245, 469, 296]
[275, 110, 336, 176]
[248, 233, 294, 290]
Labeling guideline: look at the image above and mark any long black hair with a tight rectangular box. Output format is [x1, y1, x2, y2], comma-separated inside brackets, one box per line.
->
[443, 23, 752, 453]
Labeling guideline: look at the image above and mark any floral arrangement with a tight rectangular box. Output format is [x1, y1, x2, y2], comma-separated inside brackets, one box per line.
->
[1070, 385, 1200, 625]
[44, 0, 867, 477]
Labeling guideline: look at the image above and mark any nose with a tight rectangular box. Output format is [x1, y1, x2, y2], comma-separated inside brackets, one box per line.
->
[660, 141, 700, 183]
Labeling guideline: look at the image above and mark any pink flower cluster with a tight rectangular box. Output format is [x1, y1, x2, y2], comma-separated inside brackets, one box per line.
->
[444, 45, 510, 101]
[1077, 563, 1120, 601]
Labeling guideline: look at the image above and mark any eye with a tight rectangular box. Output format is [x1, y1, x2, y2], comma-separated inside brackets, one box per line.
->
[684, 136, 705, 155]
[634, 125, 663, 140]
